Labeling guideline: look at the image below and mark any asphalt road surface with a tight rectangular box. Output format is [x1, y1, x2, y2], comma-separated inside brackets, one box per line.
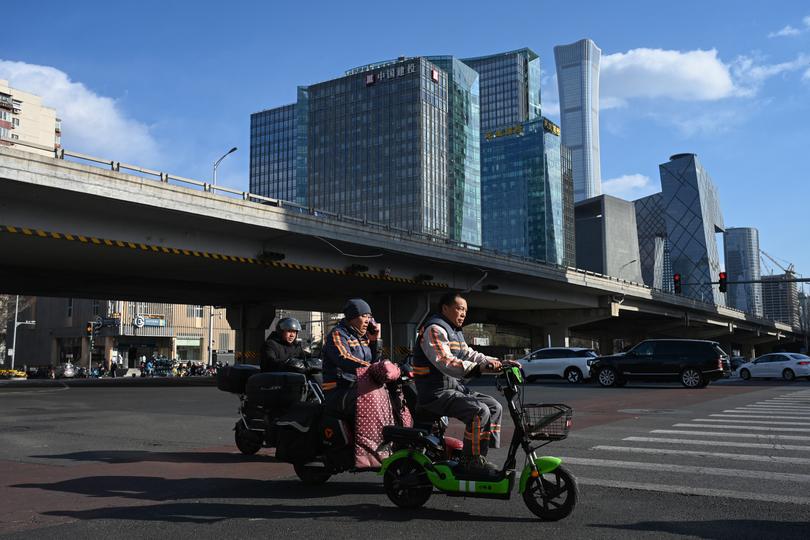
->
[2, 377, 810, 539]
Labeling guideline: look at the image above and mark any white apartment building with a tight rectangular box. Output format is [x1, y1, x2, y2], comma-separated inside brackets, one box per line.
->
[0, 79, 60, 157]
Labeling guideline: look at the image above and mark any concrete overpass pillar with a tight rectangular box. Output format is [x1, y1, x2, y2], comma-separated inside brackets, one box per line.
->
[225, 303, 276, 366]
[372, 293, 433, 361]
[544, 325, 570, 348]
[598, 336, 615, 356]
[530, 327, 547, 351]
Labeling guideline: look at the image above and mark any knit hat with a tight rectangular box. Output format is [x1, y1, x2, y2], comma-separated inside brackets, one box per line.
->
[343, 298, 372, 319]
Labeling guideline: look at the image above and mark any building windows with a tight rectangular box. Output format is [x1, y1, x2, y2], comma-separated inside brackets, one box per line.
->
[92, 300, 100, 316]
[66, 298, 73, 318]
[187, 305, 204, 318]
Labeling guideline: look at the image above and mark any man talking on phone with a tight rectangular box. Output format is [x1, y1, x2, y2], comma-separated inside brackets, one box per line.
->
[321, 298, 381, 422]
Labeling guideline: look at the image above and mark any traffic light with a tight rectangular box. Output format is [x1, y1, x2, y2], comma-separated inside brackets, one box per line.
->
[673, 273, 682, 294]
[719, 272, 728, 293]
[85, 322, 94, 337]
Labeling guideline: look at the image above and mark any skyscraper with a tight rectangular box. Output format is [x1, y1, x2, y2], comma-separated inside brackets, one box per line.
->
[250, 57, 482, 244]
[636, 153, 725, 305]
[762, 274, 800, 327]
[554, 39, 602, 202]
[724, 227, 763, 316]
[480, 117, 565, 263]
[464, 49, 568, 262]
[462, 49, 541, 132]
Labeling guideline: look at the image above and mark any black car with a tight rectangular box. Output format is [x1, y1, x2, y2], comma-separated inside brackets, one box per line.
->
[590, 339, 729, 388]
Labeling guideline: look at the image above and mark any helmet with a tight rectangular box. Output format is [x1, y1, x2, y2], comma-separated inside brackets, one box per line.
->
[277, 317, 302, 332]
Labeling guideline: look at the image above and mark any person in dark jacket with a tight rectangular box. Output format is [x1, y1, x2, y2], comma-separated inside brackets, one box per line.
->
[262, 317, 307, 374]
[321, 298, 381, 422]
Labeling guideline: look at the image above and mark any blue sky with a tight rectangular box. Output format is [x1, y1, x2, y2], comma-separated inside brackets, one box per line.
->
[3, 0, 809, 282]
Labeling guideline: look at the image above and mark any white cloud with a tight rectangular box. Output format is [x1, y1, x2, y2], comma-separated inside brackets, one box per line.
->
[602, 173, 659, 200]
[732, 53, 810, 95]
[805, 15, 810, 27]
[0, 60, 159, 164]
[768, 25, 801, 38]
[804, 67, 810, 81]
[601, 48, 736, 106]
[599, 48, 810, 108]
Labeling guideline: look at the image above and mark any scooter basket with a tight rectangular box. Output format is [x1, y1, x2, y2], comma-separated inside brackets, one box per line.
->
[521, 404, 572, 441]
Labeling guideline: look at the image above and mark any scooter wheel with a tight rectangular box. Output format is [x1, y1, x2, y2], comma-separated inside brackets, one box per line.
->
[384, 458, 432, 509]
[234, 421, 262, 455]
[294, 462, 332, 485]
[523, 465, 578, 521]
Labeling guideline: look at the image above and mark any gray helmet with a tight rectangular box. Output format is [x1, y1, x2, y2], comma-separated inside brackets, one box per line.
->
[277, 317, 302, 332]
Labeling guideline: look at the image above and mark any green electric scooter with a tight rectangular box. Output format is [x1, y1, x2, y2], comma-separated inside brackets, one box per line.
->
[379, 365, 578, 521]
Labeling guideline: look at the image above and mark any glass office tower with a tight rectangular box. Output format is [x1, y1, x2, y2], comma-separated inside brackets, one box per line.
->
[481, 118, 565, 263]
[250, 57, 482, 244]
[462, 48, 542, 132]
[561, 143, 576, 267]
[554, 38, 602, 202]
[724, 227, 763, 316]
[250, 104, 302, 204]
[427, 57, 482, 246]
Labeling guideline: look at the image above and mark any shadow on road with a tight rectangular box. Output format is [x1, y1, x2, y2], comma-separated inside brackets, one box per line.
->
[14, 477, 381, 501]
[40, 500, 538, 524]
[592, 519, 808, 539]
[29, 450, 269, 464]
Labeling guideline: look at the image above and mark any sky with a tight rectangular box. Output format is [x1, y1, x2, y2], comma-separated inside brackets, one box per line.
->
[2, 0, 809, 282]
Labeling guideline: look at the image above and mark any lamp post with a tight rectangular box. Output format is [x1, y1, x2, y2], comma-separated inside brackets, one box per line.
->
[212, 146, 237, 187]
[10, 295, 35, 370]
[617, 259, 638, 280]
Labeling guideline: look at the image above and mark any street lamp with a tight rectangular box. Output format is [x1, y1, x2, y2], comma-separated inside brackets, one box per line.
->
[10, 295, 35, 371]
[617, 259, 638, 279]
[212, 146, 237, 187]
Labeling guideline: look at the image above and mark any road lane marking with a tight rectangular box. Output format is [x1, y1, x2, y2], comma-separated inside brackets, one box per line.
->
[713, 413, 810, 420]
[694, 418, 810, 426]
[563, 457, 810, 483]
[675, 423, 810, 432]
[750, 404, 810, 409]
[652, 429, 810, 441]
[624, 436, 810, 452]
[576, 477, 810, 506]
[592, 445, 810, 465]
[730, 408, 810, 415]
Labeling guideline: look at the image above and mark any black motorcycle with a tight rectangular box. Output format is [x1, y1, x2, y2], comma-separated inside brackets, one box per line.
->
[217, 359, 325, 456]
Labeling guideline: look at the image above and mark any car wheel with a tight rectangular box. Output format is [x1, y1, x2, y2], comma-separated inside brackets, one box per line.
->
[782, 369, 796, 382]
[740, 368, 751, 380]
[564, 367, 583, 384]
[597, 367, 617, 387]
[234, 421, 262, 455]
[681, 368, 703, 388]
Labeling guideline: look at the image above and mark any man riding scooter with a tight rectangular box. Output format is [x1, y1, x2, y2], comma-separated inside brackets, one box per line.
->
[262, 317, 322, 386]
[412, 291, 504, 476]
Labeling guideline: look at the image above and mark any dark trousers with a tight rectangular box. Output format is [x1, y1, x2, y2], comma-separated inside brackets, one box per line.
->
[420, 387, 502, 456]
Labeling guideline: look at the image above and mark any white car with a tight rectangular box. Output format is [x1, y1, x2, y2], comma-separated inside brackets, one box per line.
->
[739, 353, 810, 382]
[518, 347, 598, 384]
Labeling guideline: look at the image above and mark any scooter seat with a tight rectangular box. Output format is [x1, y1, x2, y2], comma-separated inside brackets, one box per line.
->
[382, 426, 429, 445]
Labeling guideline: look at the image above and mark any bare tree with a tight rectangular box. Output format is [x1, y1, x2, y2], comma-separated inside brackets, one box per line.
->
[0, 295, 35, 353]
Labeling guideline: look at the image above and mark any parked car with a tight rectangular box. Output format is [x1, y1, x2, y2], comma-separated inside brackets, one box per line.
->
[590, 339, 728, 388]
[739, 353, 810, 381]
[518, 347, 598, 384]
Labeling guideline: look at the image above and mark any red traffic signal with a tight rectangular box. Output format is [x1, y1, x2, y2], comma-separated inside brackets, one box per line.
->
[719, 272, 728, 293]
[673, 273, 682, 294]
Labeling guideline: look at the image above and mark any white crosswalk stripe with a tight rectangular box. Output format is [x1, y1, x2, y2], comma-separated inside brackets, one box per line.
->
[622, 436, 810, 452]
[592, 445, 810, 465]
[693, 418, 810, 426]
[575, 389, 810, 505]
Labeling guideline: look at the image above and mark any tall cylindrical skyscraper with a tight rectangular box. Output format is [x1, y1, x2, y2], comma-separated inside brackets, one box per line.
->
[554, 39, 602, 202]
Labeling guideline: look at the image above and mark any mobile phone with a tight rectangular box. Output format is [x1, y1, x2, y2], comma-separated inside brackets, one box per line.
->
[368, 318, 379, 334]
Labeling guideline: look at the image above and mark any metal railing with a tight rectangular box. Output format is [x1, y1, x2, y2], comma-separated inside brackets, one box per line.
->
[0, 136, 795, 330]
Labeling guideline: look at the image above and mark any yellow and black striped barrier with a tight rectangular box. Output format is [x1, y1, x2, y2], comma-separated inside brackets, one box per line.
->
[0, 224, 449, 288]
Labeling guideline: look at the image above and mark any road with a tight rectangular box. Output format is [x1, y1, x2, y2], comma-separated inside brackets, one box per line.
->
[1, 377, 809, 539]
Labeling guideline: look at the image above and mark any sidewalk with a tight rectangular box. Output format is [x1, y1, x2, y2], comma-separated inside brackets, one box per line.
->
[0, 376, 217, 389]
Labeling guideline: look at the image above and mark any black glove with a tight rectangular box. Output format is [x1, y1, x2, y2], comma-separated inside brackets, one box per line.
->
[304, 357, 323, 374]
[285, 358, 307, 373]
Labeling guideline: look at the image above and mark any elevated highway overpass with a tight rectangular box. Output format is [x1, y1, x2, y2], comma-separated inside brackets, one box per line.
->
[1, 142, 805, 359]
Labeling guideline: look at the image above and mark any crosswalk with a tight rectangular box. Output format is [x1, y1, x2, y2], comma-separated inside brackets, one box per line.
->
[567, 389, 810, 505]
